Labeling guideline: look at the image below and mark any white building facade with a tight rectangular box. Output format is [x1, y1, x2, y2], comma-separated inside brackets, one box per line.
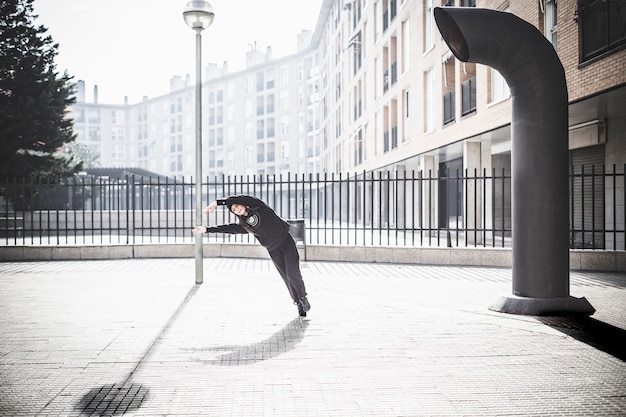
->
[70, 0, 625, 184]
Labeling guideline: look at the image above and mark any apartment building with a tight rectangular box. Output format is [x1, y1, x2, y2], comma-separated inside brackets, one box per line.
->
[313, 0, 625, 246]
[70, 0, 625, 246]
[71, 0, 625, 178]
[72, 29, 320, 179]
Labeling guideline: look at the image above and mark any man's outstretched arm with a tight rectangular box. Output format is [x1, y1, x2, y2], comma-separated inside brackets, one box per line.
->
[192, 223, 247, 235]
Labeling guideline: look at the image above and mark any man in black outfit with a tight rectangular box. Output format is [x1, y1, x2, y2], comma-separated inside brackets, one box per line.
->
[192, 195, 311, 317]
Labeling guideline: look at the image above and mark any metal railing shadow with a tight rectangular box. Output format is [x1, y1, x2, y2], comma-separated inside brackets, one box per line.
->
[74, 284, 200, 416]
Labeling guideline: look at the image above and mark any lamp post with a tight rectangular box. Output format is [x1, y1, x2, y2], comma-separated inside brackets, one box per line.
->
[183, 0, 214, 284]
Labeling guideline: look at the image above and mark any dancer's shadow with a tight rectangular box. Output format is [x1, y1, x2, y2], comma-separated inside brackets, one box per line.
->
[536, 316, 626, 362]
[188, 317, 310, 366]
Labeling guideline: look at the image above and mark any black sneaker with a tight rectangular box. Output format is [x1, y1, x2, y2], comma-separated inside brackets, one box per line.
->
[297, 296, 311, 317]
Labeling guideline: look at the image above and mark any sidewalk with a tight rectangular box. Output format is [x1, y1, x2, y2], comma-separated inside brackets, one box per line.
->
[0, 258, 624, 417]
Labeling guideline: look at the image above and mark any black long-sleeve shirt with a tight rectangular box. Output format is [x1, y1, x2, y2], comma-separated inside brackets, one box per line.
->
[204, 195, 291, 251]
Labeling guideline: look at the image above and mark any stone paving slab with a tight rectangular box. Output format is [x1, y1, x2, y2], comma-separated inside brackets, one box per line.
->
[0, 258, 624, 416]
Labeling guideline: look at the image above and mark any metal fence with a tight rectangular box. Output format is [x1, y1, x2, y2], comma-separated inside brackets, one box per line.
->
[1, 165, 624, 250]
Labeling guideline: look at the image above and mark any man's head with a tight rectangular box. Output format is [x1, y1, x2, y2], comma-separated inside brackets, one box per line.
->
[230, 203, 247, 216]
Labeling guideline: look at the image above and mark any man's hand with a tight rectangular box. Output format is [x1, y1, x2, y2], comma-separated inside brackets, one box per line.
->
[192, 226, 207, 235]
[203, 201, 218, 214]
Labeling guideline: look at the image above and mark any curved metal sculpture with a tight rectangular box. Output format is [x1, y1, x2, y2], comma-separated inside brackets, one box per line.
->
[434, 7, 594, 315]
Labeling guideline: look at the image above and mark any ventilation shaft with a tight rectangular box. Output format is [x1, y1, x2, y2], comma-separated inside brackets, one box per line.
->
[434, 7, 594, 315]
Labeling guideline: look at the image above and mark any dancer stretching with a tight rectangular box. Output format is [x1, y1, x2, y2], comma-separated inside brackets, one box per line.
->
[192, 195, 310, 316]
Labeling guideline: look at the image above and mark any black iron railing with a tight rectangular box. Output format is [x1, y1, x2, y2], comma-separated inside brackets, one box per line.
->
[1, 165, 624, 250]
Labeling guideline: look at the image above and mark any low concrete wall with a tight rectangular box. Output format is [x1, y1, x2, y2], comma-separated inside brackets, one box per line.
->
[1, 244, 625, 272]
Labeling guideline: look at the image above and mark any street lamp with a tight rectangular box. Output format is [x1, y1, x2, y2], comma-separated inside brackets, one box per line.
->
[183, 0, 214, 285]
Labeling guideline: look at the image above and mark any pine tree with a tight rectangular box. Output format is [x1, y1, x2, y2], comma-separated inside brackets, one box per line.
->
[0, 0, 81, 179]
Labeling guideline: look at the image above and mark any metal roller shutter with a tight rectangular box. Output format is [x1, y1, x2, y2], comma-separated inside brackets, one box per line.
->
[570, 145, 605, 249]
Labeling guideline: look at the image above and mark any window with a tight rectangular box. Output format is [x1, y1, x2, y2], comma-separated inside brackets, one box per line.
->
[256, 72, 264, 92]
[461, 77, 476, 116]
[335, 73, 342, 100]
[112, 128, 125, 142]
[112, 145, 124, 159]
[280, 116, 289, 136]
[353, 81, 363, 121]
[266, 95, 275, 113]
[257, 96, 265, 116]
[442, 53, 455, 125]
[402, 19, 410, 74]
[170, 136, 183, 153]
[350, 32, 362, 74]
[281, 142, 290, 160]
[374, 1, 380, 41]
[544, 0, 558, 50]
[354, 129, 364, 166]
[424, 68, 435, 132]
[257, 144, 265, 163]
[403, 89, 410, 142]
[89, 127, 101, 141]
[257, 120, 265, 139]
[383, 115, 390, 153]
[88, 109, 100, 124]
[391, 98, 398, 149]
[390, 36, 398, 86]
[383, 0, 389, 32]
[280, 91, 289, 111]
[577, 0, 626, 63]
[490, 68, 510, 103]
[280, 66, 289, 85]
[73, 109, 85, 123]
[424, 0, 434, 51]
[266, 68, 275, 89]
[245, 146, 254, 164]
[443, 91, 455, 125]
[217, 128, 223, 146]
[245, 122, 254, 142]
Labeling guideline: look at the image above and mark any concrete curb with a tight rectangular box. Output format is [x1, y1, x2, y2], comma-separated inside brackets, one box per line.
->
[1, 244, 625, 271]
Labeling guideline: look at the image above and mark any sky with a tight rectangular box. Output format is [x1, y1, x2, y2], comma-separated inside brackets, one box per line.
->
[33, 0, 324, 105]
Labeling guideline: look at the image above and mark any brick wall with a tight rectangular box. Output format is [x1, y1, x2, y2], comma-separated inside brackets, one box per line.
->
[479, 0, 625, 102]
[558, 1, 626, 101]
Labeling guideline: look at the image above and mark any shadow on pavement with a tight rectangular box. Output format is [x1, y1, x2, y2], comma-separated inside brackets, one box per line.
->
[74, 284, 201, 416]
[74, 383, 150, 416]
[537, 316, 626, 362]
[189, 317, 310, 366]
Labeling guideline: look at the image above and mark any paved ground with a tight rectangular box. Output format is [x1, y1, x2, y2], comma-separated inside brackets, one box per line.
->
[0, 258, 624, 417]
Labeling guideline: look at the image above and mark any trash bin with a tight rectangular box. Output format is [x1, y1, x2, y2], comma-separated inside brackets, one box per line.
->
[286, 219, 307, 261]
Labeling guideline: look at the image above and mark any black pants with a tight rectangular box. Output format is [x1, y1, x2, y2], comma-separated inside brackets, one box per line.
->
[268, 234, 307, 302]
